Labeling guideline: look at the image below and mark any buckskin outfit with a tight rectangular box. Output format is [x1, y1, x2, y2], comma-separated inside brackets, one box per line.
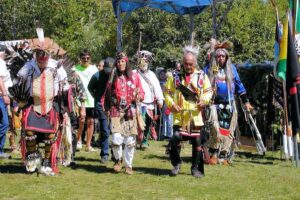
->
[204, 43, 251, 165]
[164, 47, 212, 178]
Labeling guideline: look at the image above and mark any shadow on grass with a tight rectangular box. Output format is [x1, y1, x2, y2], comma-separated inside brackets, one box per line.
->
[143, 154, 192, 163]
[235, 151, 282, 161]
[75, 156, 100, 163]
[233, 159, 274, 165]
[71, 163, 113, 174]
[143, 154, 169, 161]
[134, 166, 171, 176]
[0, 163, 26, 174]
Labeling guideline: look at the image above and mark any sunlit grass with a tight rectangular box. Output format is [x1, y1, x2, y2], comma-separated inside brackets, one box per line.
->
[0, 141, 299, 200]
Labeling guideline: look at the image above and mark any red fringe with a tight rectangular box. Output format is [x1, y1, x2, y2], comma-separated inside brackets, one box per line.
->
[47, 109, 57, 126]
[50, 129, 62, 174]
[68, 87, 73, 112]
[137, 128, 143, 143]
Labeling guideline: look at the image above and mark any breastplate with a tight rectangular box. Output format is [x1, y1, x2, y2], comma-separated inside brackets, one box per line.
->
[32, 70, 55, 115]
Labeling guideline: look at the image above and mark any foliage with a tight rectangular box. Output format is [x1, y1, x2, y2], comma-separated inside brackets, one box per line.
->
[0, 0, 288, 66]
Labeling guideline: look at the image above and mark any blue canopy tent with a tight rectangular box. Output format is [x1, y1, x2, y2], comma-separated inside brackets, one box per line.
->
[112, 0, 215, 51]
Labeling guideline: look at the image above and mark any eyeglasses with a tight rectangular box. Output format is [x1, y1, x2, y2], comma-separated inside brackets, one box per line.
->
[217, 55, 226, 58]
[36, 49, 49, 58]
[81, 56, 90, 60]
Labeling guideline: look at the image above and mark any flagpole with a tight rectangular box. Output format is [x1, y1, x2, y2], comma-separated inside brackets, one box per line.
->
[282, 80, 291, 160]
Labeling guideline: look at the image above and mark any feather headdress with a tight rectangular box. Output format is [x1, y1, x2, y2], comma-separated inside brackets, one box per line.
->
[183, 45, 200, 57]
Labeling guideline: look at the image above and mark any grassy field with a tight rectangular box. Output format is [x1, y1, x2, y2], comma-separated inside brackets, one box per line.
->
[0, 141, 300, 200]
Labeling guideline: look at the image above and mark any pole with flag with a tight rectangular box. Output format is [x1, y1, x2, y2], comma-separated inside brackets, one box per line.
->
[289, 0, 300, 166]
[275, 9, 294, 160]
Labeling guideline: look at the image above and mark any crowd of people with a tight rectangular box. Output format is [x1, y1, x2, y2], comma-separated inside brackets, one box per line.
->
[0, 37, 253, 178]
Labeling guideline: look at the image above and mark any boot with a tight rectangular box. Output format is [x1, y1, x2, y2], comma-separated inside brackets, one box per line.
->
[170, 164, 181, 176]
[191, 166, 204, 178]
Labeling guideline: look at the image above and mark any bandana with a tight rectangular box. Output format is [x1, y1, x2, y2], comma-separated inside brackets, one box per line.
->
[116, 51, 128, 62]
[215, 48, 228, 57]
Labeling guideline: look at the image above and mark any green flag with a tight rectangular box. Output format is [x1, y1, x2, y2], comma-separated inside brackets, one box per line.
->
[277, 14, 288, 80]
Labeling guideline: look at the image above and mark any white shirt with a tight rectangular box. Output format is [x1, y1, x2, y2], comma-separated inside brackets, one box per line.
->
[133, 69, 164, 110]
[17, 58, 69, 96]
[73, 64, 98, 108]
[0, 58, 13, 93]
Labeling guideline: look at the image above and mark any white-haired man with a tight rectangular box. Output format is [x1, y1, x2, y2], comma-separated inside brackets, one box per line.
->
[164, 46, 213, 178]
[133, 50, 164, 149]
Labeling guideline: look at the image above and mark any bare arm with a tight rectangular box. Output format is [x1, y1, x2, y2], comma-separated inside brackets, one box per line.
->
[0, 78, 10, 105]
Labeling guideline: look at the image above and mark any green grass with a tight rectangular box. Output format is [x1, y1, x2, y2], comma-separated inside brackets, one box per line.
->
[1, 141, 300, 200]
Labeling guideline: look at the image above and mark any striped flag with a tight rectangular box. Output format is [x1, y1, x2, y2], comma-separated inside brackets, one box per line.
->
[277, 14, 288, 80]
[286, 10, 300, 134]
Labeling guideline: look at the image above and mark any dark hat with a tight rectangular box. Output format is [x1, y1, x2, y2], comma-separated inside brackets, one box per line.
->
[104, 57, 115, 68]
[0, 44, 7, 52]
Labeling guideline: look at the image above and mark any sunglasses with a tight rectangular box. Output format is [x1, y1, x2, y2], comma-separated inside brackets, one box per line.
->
[81, 56, 90, 60]
[36, 49, 49, 58]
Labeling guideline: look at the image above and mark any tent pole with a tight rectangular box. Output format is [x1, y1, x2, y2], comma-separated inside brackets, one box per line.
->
[116, 1, 123, 51]
[189, 13, 195, 46]
[212, 0, 217, 39]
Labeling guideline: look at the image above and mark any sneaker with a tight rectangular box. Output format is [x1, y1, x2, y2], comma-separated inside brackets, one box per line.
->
[191, 166, 204, 178]
[85, 146, 97, 152]
[100, 156, 109, 164]
[113, 161, 122, 173]
[125, 167, 133, 175]
[170, 164, 181, 176]
[0, 152, 11, 159]
[76, 142, 82, 150]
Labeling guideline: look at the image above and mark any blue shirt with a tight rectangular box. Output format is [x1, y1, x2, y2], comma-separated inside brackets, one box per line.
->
[203, 64, 246, 103]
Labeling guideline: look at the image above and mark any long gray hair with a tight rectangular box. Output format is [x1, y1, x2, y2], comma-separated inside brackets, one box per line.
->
[207, 48, 234, 92]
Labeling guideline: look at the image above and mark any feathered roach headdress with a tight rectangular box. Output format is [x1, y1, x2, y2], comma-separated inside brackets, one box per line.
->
[214, 40, 233, 57]
[183, 45, 200, 58]
[30, 20, 65, 57]
[206, 39, 234, 92]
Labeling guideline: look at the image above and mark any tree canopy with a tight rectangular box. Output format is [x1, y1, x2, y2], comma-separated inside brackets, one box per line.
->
[0, 0, 288, 67]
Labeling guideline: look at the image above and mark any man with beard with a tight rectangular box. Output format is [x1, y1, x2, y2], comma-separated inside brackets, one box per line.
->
[133, 50, 164, 149]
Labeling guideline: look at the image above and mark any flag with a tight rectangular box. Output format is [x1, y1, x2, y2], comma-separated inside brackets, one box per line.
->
[286, 11, 300, 134]
[277, 14, 288, 80]
[274, 8, 280, 61]
[295, 0, 300, 33]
